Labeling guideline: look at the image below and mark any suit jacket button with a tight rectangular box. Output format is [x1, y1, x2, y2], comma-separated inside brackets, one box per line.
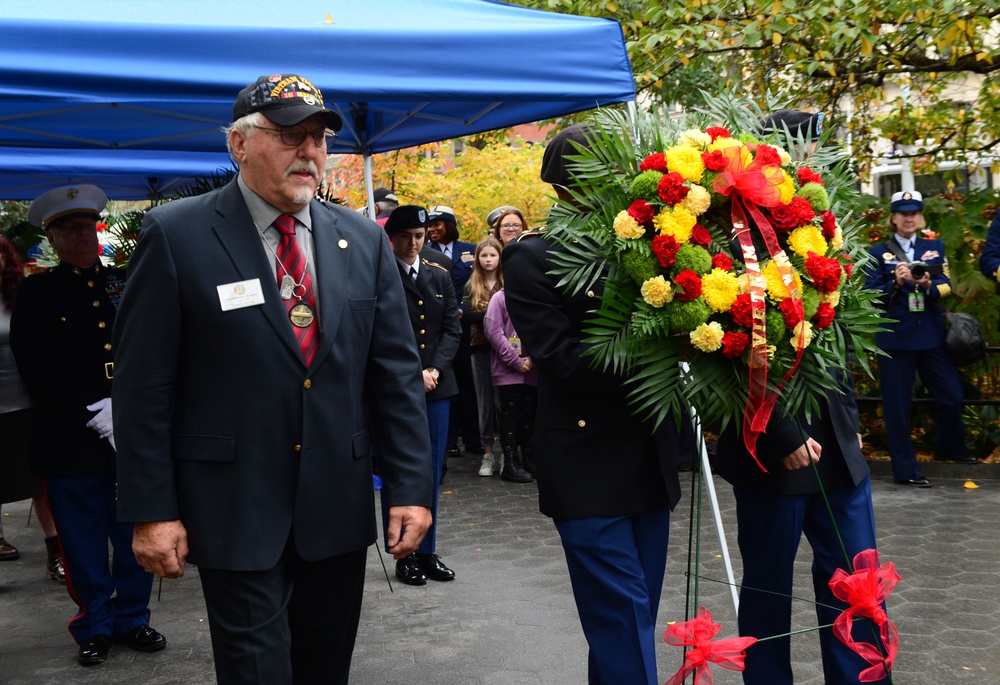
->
[293, 444, 302, 453]
[303, 379, 312, 389]
[577, 420, 586, 428]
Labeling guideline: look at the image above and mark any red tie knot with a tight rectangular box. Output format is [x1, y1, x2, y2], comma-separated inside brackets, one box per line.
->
[274, 215, 297, 237]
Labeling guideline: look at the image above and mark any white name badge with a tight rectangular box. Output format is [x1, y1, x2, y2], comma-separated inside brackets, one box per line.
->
[217, 278, 266, 311]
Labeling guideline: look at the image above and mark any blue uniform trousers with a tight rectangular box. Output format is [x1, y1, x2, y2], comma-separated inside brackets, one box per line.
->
[44, 470, 153, 644]
[734, 477, 889, 685]
[553, 506, 671, 685]
[877, 346, 967, 481]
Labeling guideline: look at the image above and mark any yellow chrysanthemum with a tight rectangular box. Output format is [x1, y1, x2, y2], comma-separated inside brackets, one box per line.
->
[701, 268, 742, 313]
[690, 321, 725, 353]
[762, 260, 803, 302]
[678, 128, 712, 150]
[613, 210, 645, 240]
[641, 276, 673, 308]
[680, 184, 711, 216]
[787, 225, 828, 258]
[820, 290, 841, 308]
[778, 169, 796, 205]
[774, 145, 792, 165]
[790, 321, 814, 350]
[653, 206, 696, 244]
[665, 144, 706, 183]
[707, 137, 743, 154]
[831, 225, 844, 250]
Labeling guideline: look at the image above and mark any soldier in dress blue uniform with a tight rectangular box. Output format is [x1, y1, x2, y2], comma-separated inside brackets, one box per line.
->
[383, 205, 462, 585]
[978, 206, 1000, 327]
[9, 185, 165, 666]
[864, 190, 976, 488]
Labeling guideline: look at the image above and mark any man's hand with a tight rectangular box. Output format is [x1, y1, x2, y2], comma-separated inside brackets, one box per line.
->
[422, 370, 438, 393]
[783, 437, 821, 471]
[857, 433, 864, 451]
[85, 398, 114, 439]
[385, 505, 433, 559]
[133, 520, 188, 579]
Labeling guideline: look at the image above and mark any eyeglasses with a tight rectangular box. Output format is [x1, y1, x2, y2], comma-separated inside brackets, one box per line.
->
[498, 223, 523, 230]
[252, 124, 336, 148]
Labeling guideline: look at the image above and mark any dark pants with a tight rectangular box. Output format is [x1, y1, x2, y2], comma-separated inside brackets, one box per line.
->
[198, 543, 367, 685]
[496, 384, 536, 455]
[734, 477, 888, 685]
[448, 335, 481, 448]
[554, 507, 671, 685]
[878, 346, 967, 481]
[44, 470, 153, 644]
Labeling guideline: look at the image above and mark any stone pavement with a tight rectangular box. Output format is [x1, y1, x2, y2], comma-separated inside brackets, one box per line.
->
[1, 455, 998, 684]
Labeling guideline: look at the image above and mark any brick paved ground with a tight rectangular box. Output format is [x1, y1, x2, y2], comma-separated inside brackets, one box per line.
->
[1, 456, 997, 684]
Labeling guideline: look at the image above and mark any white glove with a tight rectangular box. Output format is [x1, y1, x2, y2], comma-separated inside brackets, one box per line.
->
[85, 398, 115, 440]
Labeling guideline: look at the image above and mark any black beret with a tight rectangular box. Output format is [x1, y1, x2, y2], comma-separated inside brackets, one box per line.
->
[384, 205, 428, 235]
[540, 123, 594, 187]
[759, 110, 824, 138]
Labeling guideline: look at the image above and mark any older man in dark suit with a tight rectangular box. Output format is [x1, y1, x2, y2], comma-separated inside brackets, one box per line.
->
[112, 74, 433, 685]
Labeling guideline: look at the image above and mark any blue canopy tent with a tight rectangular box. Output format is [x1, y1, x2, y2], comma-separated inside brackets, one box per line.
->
[0, 0, 636, 200]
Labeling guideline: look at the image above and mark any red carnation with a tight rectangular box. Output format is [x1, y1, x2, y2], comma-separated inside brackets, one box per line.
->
[729, 293, 754, 328]
[768, 203, 799, 232]
[843, 256, 854, 279]
[651, 234, 679, 268]
[754, 145, 782, 167]
[691, 224, 712, 247]
[628, 199, 656, 225]
[640, 152, 668, 172]
[657, 172, 690, 205]
[788, 197, 816, 225]
[721, 330, 750, 358]
[819, 210, 837, 239]
[804, 252, 843, 293]
[705, 127, 731, 141]
[779, 298, 804, 329]
[712, 252, 733, 271]
[813, 302, 836, 329]
[798, 167, 824, 186]
[673, 270, 703, 301]
[702, 149, 727, 172]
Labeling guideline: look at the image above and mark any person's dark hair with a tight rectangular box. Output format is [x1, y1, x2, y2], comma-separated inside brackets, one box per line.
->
[0, 236, 24, 310]
[492, 208, 527, 245]
[432, 217, 460, 242]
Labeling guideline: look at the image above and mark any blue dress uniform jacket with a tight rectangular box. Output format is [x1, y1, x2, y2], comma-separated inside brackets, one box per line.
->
[10, 262, 122, 476]
[865, 237, 950, 350]
[979, 208, 1000, 326]
[112, 180, 435, 572]
[398, 258, 461, 402]
[430, 239, 475, 301]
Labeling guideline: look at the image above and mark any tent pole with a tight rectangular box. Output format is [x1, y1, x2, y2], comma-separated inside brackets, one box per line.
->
[363, 153, 376, 219]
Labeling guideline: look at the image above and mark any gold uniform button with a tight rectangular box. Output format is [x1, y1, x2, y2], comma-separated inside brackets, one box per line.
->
[303, 379, 312, 389]
[98, 321, 106, 329]
[419, 344, 426, 350]
[87, 280, 95, 288]
[586, 290, 595, 298]
[104, 344, 112, 351]
[419, 315, 425, 320]
[60, 316, 67, 322]
[417, 300, 424, 306]
[419, 329, 425, 335]
[577, 420, 587, 428]
[293, 444, 302, 453]
[92, 300, 100, 308]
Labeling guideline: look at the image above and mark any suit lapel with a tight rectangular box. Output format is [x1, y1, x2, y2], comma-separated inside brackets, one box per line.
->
[211, 182, 303, 362]
[308, 203, 352, 369]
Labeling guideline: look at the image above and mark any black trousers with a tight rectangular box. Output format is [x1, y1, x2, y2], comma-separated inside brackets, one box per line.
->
[198, 541, 367, 685]
[497, 384, 537, 453]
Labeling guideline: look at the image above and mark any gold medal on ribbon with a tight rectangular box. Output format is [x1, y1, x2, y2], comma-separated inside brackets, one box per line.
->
[289, 303, 315, 328]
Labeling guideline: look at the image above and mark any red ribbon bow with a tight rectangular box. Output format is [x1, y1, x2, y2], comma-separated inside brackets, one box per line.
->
[663, 607, 757, 685]
[828, 549, 900, 682]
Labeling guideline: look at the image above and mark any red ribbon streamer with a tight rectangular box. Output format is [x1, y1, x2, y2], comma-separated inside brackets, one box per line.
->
[713, 145, 807, 464]
[663, 607, 757, 685]
[828, 549, 900, 682]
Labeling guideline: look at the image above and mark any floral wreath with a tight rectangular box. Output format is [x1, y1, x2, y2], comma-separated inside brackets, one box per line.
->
[547, 96, 884, 461]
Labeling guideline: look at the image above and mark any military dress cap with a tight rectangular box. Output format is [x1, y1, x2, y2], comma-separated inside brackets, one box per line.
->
[28, 184, 108, 229]
[233, 73, 342, 131]
[540, 123, 594, 187]
[384, 205, 428, 234]
[890, 190, 923, 212]
[427, 205, 456, 225]
[759, 109, 824, 138]
[486, 205, 517, 228]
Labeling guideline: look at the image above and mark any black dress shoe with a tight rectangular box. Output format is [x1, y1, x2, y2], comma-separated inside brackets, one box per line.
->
[896, 478, 932, 488]
[116, 625, 167, 652]
[78, 634, 113, 665]
[415, 552, 455, 581]
[934, 455, 979, 464]
[395, 554, 427, 585]
[445, 444, 462, 458]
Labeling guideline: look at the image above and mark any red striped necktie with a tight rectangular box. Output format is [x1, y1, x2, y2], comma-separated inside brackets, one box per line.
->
[273, 214, 318, 366]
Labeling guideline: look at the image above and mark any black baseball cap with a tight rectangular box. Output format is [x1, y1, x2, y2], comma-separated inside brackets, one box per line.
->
[233, 74, 342, 130]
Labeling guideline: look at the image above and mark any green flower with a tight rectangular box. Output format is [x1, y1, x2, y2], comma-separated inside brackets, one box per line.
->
[621, 248, 659, 286]
[628, 170, 663, 201]
[801, 286, 820, 320]
[796, 182, 830, 212]
[766, 306, 786, 343]
[672, 243, 713, 276]
[667, 299, 712, 333]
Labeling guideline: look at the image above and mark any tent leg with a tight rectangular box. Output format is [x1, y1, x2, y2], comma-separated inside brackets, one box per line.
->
[363, 154, 376, 219]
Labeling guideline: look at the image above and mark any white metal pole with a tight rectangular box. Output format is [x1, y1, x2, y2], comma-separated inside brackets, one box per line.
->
[363, 153, 376, 219]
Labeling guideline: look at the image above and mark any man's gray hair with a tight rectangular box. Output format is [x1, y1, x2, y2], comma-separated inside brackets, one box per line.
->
[223, 111, 266, 163]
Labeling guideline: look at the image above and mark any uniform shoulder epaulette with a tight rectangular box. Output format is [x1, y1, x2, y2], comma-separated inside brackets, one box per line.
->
[422, 258, 450, 272]
[515, 227, 547, 242]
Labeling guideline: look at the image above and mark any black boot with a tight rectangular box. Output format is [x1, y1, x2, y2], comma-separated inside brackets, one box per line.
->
[521, 446, 537, 477]
[500, 444, 532, 483]
[45, 535, 65, 582]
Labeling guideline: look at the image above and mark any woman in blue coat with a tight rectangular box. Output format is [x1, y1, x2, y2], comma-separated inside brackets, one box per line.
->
[864, 190, 975, 487]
